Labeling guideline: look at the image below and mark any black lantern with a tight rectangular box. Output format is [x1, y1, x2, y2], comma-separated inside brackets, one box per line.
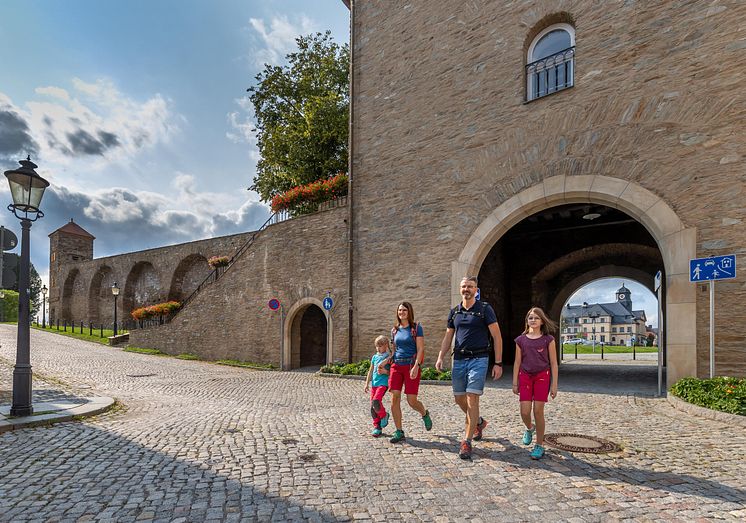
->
[111, 282, 120, 336]
[4, 156, 49, 417]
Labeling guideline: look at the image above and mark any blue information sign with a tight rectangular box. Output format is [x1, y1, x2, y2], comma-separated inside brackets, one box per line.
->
[323, 296, 334, 311]
[475, 287, 481, 301]
[690, 255, 737, 282]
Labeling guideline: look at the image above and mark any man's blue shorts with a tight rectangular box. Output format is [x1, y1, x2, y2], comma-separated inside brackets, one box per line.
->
[452, 356, 489, 396]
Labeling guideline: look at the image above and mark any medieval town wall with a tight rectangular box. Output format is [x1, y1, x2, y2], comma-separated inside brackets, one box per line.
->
[128, 206, 349, 366]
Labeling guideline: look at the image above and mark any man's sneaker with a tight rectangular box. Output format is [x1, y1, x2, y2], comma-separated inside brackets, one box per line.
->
[459, 440, 472, 460]
[422, 410, 433, 431]
[530, 444, 545, 460]
[473, 417, 488, 441]
[380, 413, 390, 429]
[390, 429, 405, 444]
[372, 427, 382, 437]
[522, 427, 536, 445]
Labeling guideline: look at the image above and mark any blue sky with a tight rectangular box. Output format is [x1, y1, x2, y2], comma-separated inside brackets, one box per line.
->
[0, 0, 349, 283]
[0, 1, 656, 325]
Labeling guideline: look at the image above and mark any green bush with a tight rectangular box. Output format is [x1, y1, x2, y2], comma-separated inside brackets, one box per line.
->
[1, 289, 19, 322]
[320, 359, 451, 380]
[670, 376, 746, 416]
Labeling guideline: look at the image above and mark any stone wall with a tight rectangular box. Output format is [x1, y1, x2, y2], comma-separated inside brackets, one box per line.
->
[129, 206, 349, 366]
[349, 1, 746, 379]
[49, 231, 254, 326]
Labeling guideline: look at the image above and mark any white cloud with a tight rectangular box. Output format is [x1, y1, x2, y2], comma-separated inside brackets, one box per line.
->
[1, 78, 181, 176]
[248, 15, 315, 66]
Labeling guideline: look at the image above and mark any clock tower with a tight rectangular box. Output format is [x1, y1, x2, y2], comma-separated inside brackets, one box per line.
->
[616, 283, 632, 311]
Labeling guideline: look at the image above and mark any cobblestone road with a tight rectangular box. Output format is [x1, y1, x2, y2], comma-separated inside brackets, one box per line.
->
[1, 326, 744, 522]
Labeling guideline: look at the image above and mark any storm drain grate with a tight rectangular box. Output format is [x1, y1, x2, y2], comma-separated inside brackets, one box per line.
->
[281, 438, 299, 445]
[126, 373, 157, 378]
[544, 433, 620, 454]
[299, 453, 317, 462]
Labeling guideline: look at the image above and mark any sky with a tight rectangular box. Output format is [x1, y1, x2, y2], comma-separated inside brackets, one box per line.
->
[0, 0, 350, 285]
[0, 1, 655, 325]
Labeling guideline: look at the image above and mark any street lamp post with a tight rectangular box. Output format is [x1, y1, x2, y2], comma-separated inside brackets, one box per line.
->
[41, 284, 47, 328]
[112, 282, 120, 336]
[4, 156, 49, 417]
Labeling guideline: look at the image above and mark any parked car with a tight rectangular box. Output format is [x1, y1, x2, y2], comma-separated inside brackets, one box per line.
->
[563, 338, 587, 344]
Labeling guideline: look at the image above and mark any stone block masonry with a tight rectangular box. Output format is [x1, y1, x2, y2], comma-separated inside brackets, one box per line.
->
[129, 207, 349, 366]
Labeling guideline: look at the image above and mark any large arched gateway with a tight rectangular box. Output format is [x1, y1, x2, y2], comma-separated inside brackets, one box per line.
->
[454, 176, 695, 385]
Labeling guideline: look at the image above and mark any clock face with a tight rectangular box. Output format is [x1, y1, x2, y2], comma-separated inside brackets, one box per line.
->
[619, 293, 626, 299]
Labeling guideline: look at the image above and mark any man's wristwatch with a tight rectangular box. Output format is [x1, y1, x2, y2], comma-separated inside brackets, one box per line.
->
[494, 361, 503, 367]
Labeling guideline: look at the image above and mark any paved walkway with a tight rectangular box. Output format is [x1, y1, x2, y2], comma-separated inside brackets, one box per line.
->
[0, 325, 744, 522]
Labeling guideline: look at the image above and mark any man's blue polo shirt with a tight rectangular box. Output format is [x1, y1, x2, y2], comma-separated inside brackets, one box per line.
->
[448, 301, 497, 350]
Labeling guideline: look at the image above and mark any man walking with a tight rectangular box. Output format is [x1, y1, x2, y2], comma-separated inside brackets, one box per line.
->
[436, 276, 503, 459]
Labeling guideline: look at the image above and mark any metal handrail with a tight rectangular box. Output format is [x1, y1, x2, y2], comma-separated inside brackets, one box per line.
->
[167, 197, 346, 321]
[526, 46, 575, 101]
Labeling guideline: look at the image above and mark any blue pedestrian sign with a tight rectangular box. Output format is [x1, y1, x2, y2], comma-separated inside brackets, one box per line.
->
[323, 296, 334, 311]
[690, 255, 736, 282]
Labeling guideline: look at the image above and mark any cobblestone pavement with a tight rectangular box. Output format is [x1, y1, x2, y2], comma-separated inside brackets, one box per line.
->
[1, 325, 744, 522]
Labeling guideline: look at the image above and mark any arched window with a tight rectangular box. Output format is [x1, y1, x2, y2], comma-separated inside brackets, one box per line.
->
[526, 23, 575, 101]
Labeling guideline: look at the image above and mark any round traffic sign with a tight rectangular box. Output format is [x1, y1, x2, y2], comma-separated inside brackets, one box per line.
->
[268, 298, 280, 311]
[1, 228, 18, 251]
[323, 296, 334, 311]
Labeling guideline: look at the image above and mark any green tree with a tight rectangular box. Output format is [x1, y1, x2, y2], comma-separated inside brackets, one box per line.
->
[248, 31, 349, 202]
[30, 263, 42, 319]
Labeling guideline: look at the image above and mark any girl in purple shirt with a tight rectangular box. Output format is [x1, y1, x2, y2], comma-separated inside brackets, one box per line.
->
[512, 307, 558, 460]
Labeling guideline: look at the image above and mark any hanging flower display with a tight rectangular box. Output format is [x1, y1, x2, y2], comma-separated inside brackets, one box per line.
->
[270, 173, 348, 213]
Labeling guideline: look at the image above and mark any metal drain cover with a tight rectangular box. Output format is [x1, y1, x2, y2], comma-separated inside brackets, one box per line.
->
[126, 373, 156, 378]
[544, 433, 620, 454]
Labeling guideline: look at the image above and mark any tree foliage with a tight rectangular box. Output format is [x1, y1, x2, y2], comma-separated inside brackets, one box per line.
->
[248, 31, 349, 202]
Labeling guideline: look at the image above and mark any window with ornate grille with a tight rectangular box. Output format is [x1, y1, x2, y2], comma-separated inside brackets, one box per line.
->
[526, 23, 575, 101]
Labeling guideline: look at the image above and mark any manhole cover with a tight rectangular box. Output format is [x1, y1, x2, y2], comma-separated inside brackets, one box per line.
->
[544, 433, 620, 454]
[126, 373, 156, 378]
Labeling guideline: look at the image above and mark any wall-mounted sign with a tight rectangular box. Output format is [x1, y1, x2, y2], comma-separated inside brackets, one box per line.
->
[323, 296, 334, 311]
[268, 298, 281, 311]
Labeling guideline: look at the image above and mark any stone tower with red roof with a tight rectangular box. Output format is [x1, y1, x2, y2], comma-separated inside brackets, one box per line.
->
[48, 219, 95, 323]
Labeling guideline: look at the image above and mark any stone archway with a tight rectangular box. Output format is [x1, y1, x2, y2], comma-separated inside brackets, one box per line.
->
[123, 262, 162, 316]
[168, 254, 210, 302]
[454, 175, 695, 387]
[88, 265, 115, 324]
[61, 268, 82, 322]
[283, 298, 332, 370]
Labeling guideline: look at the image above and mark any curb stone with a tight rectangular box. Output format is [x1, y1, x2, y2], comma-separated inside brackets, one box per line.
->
[667, 394, 746, 427]
[0, 396, 116, 433]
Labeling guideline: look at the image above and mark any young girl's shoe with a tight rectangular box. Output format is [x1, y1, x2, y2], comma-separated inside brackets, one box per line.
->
[530, 444, 545, 459]
[372, 427, 382, 437]
[522, 427, 535, 445]
[380, 413, 390, 429]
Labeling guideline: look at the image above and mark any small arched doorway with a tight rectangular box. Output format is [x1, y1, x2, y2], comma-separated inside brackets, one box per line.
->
[284, 299, 330, 370]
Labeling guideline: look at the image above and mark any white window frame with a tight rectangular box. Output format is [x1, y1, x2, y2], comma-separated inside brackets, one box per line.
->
[526, 23, 576, 101]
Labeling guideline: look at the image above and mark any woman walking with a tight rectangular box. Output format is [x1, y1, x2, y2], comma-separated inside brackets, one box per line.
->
[387, 301, 433, 443]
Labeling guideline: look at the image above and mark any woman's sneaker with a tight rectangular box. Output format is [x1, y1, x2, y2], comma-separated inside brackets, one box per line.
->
[380, 413, 390, 429]
[522, 427, 535, 445]
[422, 410, 433, 431]
[390, 429, 405, 444]
[372, 427, 382, 437]
[473, 417, 488, 441]
[530, 444, 545, 460]
[459, 440, 472, 460]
